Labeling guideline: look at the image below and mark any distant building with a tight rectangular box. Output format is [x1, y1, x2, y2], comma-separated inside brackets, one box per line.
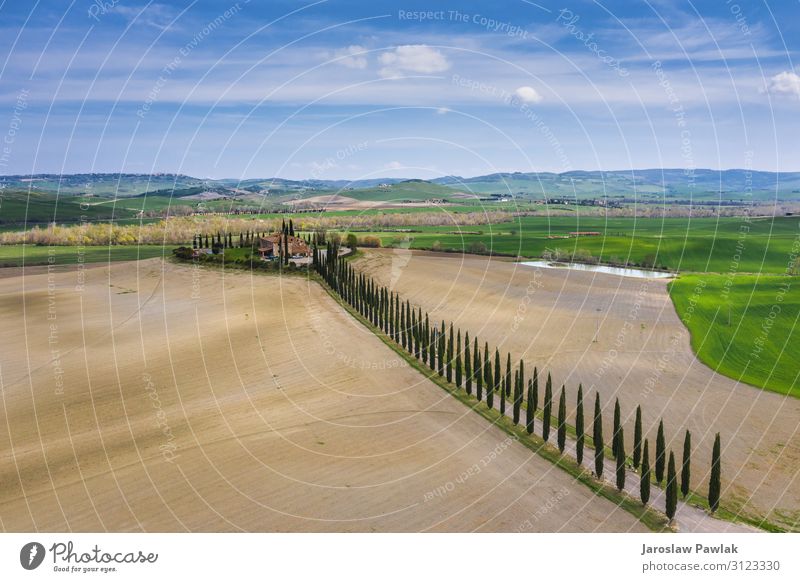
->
[256, 234, 311, 259]
[568, 231, 602, 237]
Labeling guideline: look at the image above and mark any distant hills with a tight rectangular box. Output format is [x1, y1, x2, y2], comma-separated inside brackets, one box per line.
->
[3, 169, 799, 202]
[1, 169, 799, 225]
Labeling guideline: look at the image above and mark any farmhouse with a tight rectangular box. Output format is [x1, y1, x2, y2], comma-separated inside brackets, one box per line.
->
[257, 234, 311, 259]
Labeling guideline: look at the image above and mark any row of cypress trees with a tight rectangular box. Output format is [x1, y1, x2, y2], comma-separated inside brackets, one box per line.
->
[312, 240, 723, 519]
[192, 219, 299, 251]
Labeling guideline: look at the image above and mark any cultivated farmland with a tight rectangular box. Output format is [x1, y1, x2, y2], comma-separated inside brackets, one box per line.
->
[353, 249, 800, 531]
[0, 259, 644, 532]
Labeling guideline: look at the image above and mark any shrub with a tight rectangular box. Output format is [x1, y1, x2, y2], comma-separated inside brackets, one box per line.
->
[468, 241, 488, 254]
[359, 235, 382, 248]
[173, 247, 194, 260]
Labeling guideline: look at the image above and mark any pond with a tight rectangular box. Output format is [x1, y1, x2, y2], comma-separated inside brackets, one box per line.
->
[518, 260, 674, 279]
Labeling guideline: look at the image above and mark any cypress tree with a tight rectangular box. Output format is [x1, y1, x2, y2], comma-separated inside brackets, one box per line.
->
[464, 334, 472, 395]
[289, 219, 295, 237]
[402, 301, 409, 348]
[455, 330, 463, 388]
[446, 324, 454, 382]
[681, 430, 691, 499]
[593, 393, 604, 478]
[430, 326, 437, 371]
[505, 353, 512, 397]
[406, 301, 414, 353]
[512, 362, 523, 425]
[612, 398, 621, 460]
[616, 426, 626, 491]
[406, 302, 414, 344]
[388, 293, 394, 339]
[531, 367, 539, 411]
[708, 433, 721, 513]
[437, 322, 445, 377]
[409, 305, 416, 352]
[666, 451, 678, 522]
[499, 372, 506, 416]
[475, 346, 483, 401]
[542, 373, 552, 442]
[525, 376, 534, 434]
[576, 384, 585, 465]
[390, 293, 396, 335]
[557, 385, 567, 454]
[400, 303, 407, 348]
[416, 308, 423, 357]
[633, 405, 643, 469]
[485, 344, 493, 409]
[493, 349, 501, 394]
[284, 233, 289, 265]
[423, 313, 429, 363]
[655, 420, 666, 484]
[640, 439, 651, 505]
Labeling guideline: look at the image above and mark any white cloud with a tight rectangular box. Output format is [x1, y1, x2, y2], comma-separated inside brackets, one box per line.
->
[765, 71, 800, 100]
[436, 107, 450, 115]
[384, 161, 403, 169]
[331, 45, 368, 69]
[514, 86, 543, 104]
[112, 4, 175, 30]
[379, 45, 450, 78]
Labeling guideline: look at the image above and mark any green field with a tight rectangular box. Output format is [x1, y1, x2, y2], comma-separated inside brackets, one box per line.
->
[341, 180, 462, 202]
[0, 191, 139, 224]
[669, 275, 800, 396]
[0, 245, 175, 267]
[345, 215, 800, 273]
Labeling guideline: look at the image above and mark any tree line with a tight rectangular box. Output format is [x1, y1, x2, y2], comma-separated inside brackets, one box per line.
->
[312, 239, 723, 522]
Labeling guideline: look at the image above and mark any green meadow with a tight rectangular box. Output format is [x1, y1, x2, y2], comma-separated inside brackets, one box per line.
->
[0, 245, 174, 267]
[346, 215, 800, 274]
[669, 275, 800, 397]
[0, 191, 138, 224]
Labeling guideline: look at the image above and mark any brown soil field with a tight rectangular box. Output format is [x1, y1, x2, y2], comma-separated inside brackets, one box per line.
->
[353, 249, 800, 531]
[0, 259, 645, 532]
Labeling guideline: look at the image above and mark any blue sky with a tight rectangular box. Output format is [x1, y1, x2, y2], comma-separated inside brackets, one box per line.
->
[1, 0, 799, 179]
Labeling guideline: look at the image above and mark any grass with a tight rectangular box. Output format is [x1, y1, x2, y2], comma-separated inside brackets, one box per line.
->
[669, 274, 800, 397]
[0, 245, 176, 267]
[343, 215, 800, 273]
[342, 180, 462, 202]
[0, 190, 138, 224]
